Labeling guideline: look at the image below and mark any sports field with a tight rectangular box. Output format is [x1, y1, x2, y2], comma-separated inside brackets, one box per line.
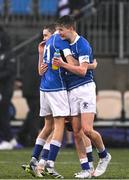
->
[0, 148, 128, 179]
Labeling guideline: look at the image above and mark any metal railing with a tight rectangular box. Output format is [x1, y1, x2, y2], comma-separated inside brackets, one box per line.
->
[77, 0, 129, 58]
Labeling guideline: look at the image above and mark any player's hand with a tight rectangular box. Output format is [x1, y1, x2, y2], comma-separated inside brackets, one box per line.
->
[92, 59, 98, 69]
[52, 57, 64, 67]
[39, 63, 48, 75]
[38, 41, 46, 54]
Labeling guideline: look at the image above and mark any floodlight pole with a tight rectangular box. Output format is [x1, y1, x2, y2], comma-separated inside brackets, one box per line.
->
[115, 2, 128, 64]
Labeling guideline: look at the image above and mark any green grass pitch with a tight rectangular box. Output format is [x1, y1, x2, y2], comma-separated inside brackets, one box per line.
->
[0, 148, 129, 179]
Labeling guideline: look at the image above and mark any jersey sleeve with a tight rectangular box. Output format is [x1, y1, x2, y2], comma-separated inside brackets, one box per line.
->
[78, 38, 92, 64]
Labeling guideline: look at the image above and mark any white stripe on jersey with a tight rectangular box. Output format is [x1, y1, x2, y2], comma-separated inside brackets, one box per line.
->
[63, 48, 71, 57]
[79, 55, 90, 64]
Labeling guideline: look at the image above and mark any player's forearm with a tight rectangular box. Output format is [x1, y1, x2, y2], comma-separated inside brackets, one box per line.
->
[88, 59, 97, 69]
[88, 63, 94, 69]
[66, 55, 79, 66]
[62, 62, 87, 76]
[38, 53, 43, 75]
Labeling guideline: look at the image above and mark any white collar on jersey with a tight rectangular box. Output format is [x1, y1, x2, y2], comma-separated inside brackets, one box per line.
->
[70, 34, 80, 45]
[54, 30, 59, 34]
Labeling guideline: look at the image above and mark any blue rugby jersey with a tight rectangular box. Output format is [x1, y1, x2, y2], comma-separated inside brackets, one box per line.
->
[66, 35, 94, 90]
[40, 34, 71, 92]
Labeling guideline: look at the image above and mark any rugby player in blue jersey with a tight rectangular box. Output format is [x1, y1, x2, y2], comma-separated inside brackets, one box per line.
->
[23, 25, 79, 179]
[53, 15, 111, 178]
[22, 24, 97, 178]
[26, 25, 73, 179]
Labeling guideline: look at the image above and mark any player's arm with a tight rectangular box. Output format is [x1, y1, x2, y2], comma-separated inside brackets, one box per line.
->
[61, 50, 97, 69]
[87, 59, 98, 69]
[62, 53, 97, 71]
[61, 52, 97, 70]
[39, 62, 48, 76]
[65, 55, 79, 66]
[53, 56, 88, 76]
[38, 41, 48, 76]
[60, 48, 79, 66]
[53, 44, 92, 76]
[64, 60, 88, 76]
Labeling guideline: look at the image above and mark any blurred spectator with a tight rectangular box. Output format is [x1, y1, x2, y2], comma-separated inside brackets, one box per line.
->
[0, 26, 18, 150]
[17, 38, 42, 147]
[58, 0, 70, 17]
[58, 0, 85, 17]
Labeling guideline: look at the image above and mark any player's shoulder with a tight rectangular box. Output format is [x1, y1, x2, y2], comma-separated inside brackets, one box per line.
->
[51, 33, 62, 43]
[78, 36, 90, 46]
[77, 36, 92, 54]
[53, 33, 62, 40]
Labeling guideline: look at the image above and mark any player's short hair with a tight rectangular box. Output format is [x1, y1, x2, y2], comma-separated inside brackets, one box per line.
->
[56, 15, 76, 30]
[43, 24, 56, 34]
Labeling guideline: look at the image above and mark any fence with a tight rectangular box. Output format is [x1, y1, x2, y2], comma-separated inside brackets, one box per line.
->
[0, 0, 129, 59]
[77, 0, 129, 58]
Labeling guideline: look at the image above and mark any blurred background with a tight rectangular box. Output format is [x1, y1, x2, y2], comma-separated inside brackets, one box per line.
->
[0, 0, 129, 149]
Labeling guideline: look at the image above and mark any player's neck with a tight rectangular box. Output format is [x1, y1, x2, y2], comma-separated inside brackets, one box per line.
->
[69, 32, 78, 43]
